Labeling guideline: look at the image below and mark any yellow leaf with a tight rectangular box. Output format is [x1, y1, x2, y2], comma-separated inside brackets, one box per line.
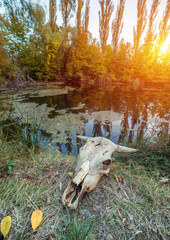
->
[68, 172, 73, 178]
[1, 216, 12, 238]
[31, 210, 43, 231]
[114, 174, 119, 182]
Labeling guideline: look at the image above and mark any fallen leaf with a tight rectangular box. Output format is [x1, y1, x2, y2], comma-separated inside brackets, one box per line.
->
[123, 218, 133, 230]
[114, 174, 119, 182]
[1, 216, 12, 238]
[93, 207, 98, 212]
[68, 172, 73, 178]
[117, 208, 122, 219]
[31, 210, 43, 231]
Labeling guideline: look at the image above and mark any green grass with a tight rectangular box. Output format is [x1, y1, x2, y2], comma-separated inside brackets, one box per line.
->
[0, 127, 169, 239]
[0, 142, 169, 240]
[58, 210, 95, 240]
[116, 136, 170, 176]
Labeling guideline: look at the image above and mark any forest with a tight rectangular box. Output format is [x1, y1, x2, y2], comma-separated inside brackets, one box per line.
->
[0, 0, 169, 86]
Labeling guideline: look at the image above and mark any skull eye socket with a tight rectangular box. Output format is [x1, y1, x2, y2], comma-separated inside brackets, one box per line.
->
[103, 159, 111, 165]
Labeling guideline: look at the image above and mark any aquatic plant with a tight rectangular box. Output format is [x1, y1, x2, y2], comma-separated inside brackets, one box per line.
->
[0, 114, 44, 154]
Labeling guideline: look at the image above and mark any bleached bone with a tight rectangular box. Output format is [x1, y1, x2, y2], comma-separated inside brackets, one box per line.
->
[62, 136, 138, 209]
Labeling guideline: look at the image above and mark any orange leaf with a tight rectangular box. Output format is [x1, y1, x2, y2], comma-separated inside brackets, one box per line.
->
[115, 174, 119, 182]
[43, 168, 54, 171]
[123, 218, 133, 230]
[31, 210, 43, 231]
[117, 208, 122, 219]
[93, 207, 98, 212]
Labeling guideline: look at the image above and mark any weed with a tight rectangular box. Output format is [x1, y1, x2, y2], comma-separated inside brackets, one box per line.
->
[0, 159, 18, 173]
[116, 136, 170, 176]
[58, 210, 94, 240]
[0, 115, 44, 154]
[0, 148, 169, 240]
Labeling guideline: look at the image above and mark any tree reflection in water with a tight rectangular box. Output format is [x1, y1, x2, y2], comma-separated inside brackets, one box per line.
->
[2, 82, 168, 155]
[53, 82, 169, 154]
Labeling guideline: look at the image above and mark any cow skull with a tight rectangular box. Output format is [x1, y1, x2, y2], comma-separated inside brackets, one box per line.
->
[62, 136, 138, 209]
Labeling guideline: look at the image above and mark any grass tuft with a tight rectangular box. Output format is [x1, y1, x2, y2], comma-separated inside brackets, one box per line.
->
[58, 209, 95, 240]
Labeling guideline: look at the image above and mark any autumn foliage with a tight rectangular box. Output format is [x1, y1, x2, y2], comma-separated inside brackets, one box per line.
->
[0, 0, 169, 85]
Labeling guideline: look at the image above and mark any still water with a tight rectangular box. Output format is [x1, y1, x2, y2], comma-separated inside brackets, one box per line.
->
[0, 81, 169, 155]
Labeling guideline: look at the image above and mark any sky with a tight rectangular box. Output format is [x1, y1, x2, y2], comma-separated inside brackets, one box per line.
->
[38, 0, 169, 44]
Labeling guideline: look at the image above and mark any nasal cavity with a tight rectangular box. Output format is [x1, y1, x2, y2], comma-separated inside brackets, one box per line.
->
[103, 159, 111, 165]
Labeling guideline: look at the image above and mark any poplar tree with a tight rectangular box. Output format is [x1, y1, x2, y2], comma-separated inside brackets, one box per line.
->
[141, 0, 160, 78]
[60, 0, 76, 28]
[77, 0, 84, 35]
[112, 0, 125, 53]
[145, 0, 160, 46]
[133, 0, 147, 53]
[155, 0, 170, 57]
[60, 0, 76, 75]
[98, 0, 114, 51]
[49, 0, 57, 33]
[83, 0, 90, 37]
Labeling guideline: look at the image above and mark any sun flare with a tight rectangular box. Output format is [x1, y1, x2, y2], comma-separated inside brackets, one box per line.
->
[159, 36, 170, 55]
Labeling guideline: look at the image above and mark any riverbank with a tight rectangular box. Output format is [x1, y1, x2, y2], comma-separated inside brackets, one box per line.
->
[0, 134, 169, 240]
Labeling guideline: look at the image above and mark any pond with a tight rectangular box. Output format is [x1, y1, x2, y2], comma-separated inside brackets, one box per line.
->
[0, 81, 169, 155]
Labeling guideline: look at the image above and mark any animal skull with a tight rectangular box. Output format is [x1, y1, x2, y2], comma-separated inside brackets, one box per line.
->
[62, 136, 138, 209]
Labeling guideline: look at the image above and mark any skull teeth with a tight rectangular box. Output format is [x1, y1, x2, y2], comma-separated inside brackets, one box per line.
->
[62, 181, 84, 209]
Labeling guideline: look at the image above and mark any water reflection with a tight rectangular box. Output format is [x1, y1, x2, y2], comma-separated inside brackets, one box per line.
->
[1, 82, 169, 155]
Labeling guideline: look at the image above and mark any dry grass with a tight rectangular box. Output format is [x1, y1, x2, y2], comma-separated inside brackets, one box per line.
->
[0, 143, 169, 240]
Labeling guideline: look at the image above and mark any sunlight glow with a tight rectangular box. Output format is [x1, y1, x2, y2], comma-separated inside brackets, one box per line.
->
[159, 36, 170, 55]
